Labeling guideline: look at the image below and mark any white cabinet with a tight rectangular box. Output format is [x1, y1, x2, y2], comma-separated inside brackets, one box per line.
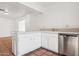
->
[42, 33, 58, 53]
[12, 32, 41, 56]
[32, 33, 41, 49]
[17, 34, 33, 56]
[17, 33, 41, 56]
[48, 33, 58, 52]
[12, 32, 59, 56]
[41, 33, 49, 49]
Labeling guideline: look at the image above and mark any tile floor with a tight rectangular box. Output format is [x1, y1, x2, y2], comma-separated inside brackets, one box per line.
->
[0, 37, 59, 56]
[24, 48, 59, 56]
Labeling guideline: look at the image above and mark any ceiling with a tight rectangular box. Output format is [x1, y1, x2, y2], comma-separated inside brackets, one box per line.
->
[0, 2, 32, 19]
[36, 2, 56, 10]
[0, 2, 55, 19]
[37, 2, 55, 7]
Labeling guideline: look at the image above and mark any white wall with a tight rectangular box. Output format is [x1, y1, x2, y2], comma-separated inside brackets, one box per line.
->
[0, 18, 15, 37]
[30, 2, 79, 30]
[30, 14, 42, 31]
[25, 15, 31, 31]
[0, 15, 31, 37]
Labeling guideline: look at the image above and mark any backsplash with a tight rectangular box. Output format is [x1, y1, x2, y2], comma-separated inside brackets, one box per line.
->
[40, 28, 79, 32]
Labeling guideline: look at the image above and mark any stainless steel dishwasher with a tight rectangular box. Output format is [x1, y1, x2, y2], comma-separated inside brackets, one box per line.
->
[59, 34, 79, 56]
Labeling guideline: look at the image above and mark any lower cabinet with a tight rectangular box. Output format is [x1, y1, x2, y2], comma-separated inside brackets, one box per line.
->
[32, 33, 41, 50]
[41, 33, 49, 49]
[13, 32, 41, 56]
[42, 33, 58, 53]
[12, 32, 59, 56]
[17, 34, 33, 56]
[48, 33, 58, 52]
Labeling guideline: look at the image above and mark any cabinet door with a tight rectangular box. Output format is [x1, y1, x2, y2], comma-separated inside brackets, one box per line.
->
[17, 33, 41, 56]
[32, 33, 41, 50]
[48, 33, 58, 52]
[17, 34, 33, 56]
[41, 33, 49, 49]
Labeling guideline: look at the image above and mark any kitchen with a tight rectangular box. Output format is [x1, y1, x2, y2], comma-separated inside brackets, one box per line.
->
[0, 2, 79, 56]
[12, 31, 79, 56]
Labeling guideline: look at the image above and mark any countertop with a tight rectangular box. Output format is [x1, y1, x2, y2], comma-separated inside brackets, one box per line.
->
[12, 31, 79, 35]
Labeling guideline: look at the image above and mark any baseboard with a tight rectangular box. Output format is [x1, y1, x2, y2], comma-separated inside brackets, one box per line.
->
[0, 36, 12, 39]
